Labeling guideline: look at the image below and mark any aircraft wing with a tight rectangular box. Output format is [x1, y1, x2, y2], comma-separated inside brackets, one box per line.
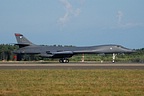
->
[40, 51, 74, 58]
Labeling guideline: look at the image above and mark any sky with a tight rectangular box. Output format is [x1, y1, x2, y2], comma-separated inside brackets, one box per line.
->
[0, 0, 144, 49]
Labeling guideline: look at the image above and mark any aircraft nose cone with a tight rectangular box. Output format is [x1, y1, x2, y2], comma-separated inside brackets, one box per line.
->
[126, 49, 136, 53]
[131, 49, 136, 53]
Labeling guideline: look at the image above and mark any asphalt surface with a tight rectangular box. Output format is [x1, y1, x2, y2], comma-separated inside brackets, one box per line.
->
[0, 63, 144, 69]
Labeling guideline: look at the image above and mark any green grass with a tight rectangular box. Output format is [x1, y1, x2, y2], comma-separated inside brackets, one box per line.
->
[0, 70, 144, 96]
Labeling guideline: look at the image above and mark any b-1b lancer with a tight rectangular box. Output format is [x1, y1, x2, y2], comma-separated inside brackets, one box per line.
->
[14, 33, 135, 63]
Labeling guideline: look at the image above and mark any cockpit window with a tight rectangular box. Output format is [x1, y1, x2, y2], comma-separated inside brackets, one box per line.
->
[116, 45, 121, 48]
[116, 45, 129, 50]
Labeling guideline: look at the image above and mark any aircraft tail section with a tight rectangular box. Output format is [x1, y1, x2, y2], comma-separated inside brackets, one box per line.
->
[15, 33, 34, 48]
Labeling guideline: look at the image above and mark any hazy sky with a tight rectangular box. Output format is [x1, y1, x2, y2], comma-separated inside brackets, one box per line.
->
[0, 0, 144, 49]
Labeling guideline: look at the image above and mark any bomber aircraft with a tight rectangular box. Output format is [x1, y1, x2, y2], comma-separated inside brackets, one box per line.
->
[14, 33, 135, 63]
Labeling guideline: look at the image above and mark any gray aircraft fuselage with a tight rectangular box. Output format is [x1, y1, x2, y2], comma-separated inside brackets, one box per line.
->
[14, 33, 135, 63]
[14, 44, 134, 58]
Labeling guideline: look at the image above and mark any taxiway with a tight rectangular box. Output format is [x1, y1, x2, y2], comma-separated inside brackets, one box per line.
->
[0, 63, 144, 69]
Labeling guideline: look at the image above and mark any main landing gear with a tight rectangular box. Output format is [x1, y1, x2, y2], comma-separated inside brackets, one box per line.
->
[59, 58, 69, 63]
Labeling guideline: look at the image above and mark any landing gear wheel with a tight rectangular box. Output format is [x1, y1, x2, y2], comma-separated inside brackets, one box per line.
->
[65, 59, 69, 63]
[59, 59, 63, 63]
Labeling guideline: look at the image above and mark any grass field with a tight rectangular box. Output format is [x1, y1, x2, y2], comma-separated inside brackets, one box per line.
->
[0, 70, 144, 96]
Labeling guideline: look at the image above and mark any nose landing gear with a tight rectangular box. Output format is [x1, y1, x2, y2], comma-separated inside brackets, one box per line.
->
[112, 53, 117, 63]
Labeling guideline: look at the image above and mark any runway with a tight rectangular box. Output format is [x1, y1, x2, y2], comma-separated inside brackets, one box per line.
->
[0, 63, 144, 69]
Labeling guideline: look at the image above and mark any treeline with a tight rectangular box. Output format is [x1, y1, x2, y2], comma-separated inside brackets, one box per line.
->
[0, 44, 144, 62]
[0, 44, 18, 61]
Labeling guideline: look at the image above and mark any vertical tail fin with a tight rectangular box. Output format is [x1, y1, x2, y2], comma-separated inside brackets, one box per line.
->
[15, 33, 34, 48]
